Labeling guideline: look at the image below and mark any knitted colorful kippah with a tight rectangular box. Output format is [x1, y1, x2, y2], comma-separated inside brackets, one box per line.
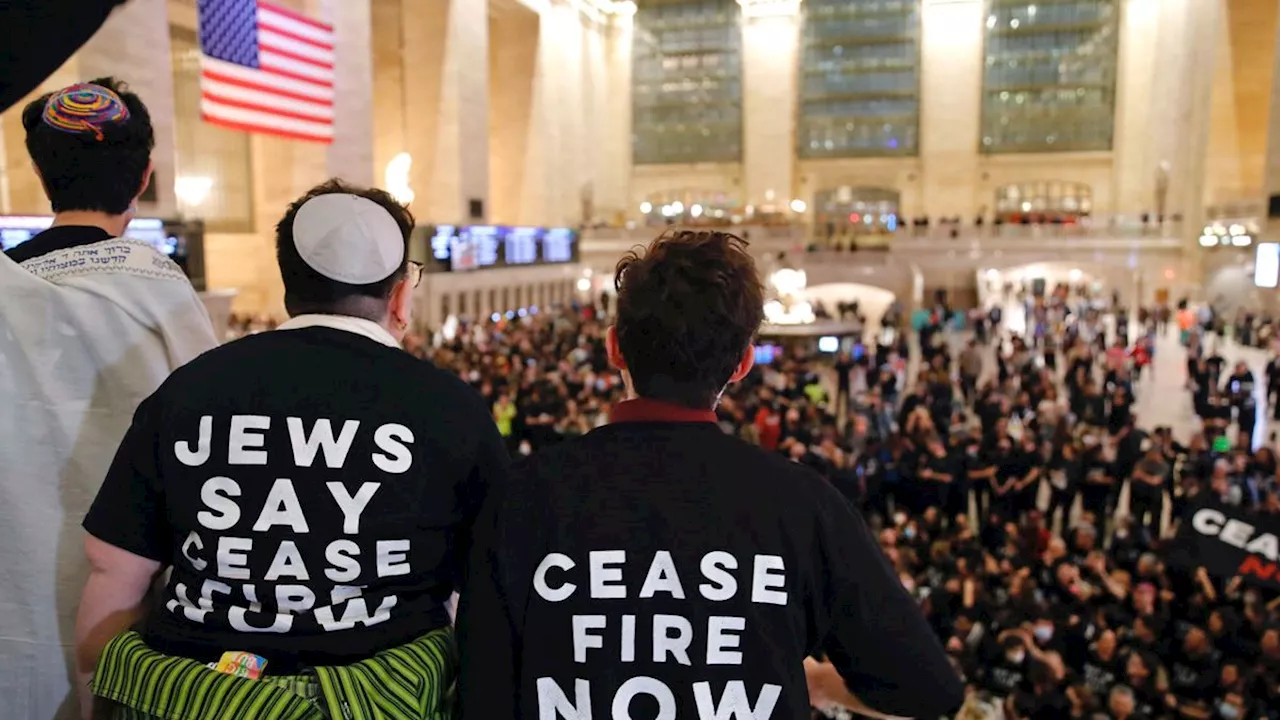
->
[41, 83, 130, 141]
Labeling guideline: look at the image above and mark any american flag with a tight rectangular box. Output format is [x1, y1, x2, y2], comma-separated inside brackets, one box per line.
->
[197, 0, 334, 143]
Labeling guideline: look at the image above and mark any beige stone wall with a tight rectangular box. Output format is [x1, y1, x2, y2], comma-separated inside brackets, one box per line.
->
[401, 0, 490, 225]
[596, 17, 633, 223]
[630, 163, 744, 209]
[1112, 0, 1161, 216]
[919, 0, 984, 220]
[371, 0, 407, 191]
[325, 0, 376, 186]
[1202, 0, 1278, 210]
[489, 4, 540, 225]
[740, 13, 799, 210]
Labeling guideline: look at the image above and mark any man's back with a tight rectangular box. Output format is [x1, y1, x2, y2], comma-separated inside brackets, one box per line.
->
[460, 414, 961, 719]
[0, 240, 217, 718]
[85, 323, 503, 668]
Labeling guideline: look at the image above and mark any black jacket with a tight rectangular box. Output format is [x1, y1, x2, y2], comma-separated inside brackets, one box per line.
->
[1, 0, 129, 112]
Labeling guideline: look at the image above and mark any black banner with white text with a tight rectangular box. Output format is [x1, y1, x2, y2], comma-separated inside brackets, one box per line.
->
[1172, 502, 1280, 590]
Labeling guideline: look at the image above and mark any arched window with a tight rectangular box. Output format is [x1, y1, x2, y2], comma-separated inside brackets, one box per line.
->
[980, 0, 1119, 153]
[640, 188, 740, 225]
[798, 0, 920, 158]
[633, 0, 743, 164]
[994, 181, 1092, 221]
[812, 187, 901, 241]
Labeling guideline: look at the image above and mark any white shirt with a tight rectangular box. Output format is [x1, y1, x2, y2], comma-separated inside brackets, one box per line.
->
[0, 236, 218, 720]
[278, 313, 399, 348]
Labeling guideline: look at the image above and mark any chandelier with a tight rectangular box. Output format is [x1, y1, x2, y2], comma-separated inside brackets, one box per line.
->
[763, 267, 815, 325]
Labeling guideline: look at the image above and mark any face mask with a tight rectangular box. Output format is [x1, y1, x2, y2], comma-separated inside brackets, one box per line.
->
[518, 441, 532, 456]
[1006, 651, 1026, 665]
[1218, 703, 1240, 720]
[903, 526, 916, 540]
[1034, 625, 1054, 643]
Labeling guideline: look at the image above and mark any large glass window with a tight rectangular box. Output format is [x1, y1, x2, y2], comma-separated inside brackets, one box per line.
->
[798, 0, 920, 158]
[632, 0, 742, 165]
[980, 0, 1119, 153]
[171, 28, 254, 229]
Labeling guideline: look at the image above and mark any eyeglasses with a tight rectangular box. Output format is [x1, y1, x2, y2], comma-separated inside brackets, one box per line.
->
[407, 261, 424, 288]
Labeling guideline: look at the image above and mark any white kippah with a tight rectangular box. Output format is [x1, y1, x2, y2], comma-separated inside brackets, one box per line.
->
[292, 193, 405, 285]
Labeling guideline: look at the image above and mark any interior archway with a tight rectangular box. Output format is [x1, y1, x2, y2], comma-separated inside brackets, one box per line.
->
[640, 188, 740, 225]
[811, 186, 901, 248]
[993, 181, 1092, 223]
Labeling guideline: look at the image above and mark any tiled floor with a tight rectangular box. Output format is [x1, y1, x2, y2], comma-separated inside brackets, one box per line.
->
[999, 301, 1274, 448]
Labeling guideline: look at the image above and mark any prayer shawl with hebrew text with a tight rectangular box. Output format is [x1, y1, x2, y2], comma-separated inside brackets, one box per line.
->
[0, 237, 218, 719]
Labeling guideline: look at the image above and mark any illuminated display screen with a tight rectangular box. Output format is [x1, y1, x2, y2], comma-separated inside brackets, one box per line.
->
[504, 227, 540, 265]
[1256, 243, 1279, 289]
[417, 224, 577, 272]
[541, 228, 575, 263]
[458, 225, 501, 267]
[0, 216, 181, 257]
[430, 225, 457, 261]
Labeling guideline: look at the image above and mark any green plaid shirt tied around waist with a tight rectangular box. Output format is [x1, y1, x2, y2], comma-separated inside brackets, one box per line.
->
[91, 627, 457, 720]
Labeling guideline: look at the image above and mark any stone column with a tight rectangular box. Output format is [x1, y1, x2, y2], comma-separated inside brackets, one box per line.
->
[919, 0, 984, 218]
[323, 0, 375, 185]
[402, 0, 490, 224]
[1262, 0, 1280, 213]
[489, 3, 540, 224]
[739, 2, 800, 211]
[1148, 0, 1220, 230]
[1202, 0, 1277, 211]
[597, 11, 634, 224]
[1111, 0, 1161, 216]
[520, 0, 593, 227]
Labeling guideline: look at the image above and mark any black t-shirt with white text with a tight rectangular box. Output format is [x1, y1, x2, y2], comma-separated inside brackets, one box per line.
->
[84, 326, 508, 671]
[457, 417, 962, 720]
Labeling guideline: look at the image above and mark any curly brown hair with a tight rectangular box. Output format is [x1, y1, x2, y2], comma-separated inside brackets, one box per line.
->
[613, 230, 764, 408]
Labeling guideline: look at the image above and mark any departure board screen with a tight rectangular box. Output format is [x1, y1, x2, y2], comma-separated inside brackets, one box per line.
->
[541, 227, 576, 263]
[415, 224, 577, 272]
[504, 227, 541, 265]
[458, 225, 501, 267]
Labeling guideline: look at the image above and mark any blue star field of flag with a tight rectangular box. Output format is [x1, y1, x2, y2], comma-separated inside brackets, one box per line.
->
[198, 0, 261, 69]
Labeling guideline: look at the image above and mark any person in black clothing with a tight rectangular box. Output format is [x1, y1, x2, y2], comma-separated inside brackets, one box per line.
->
[1225, 361, 1258, 441]
[1047, 440, 1084, 527]
[75, 181, 507, 716]
[1165, 627, 1219, 717]
[457, 230, 962, 720]
[1128, 442, 1168, 537]
[1081, 630, 1122, 696]
[916, 434, 955, 513]
[1267, 356, 1280, 421]
[1078, 438, 1114, 535]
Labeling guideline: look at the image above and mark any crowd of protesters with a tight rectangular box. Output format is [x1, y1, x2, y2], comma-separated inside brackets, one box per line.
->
[401, 288, 1280, 720]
